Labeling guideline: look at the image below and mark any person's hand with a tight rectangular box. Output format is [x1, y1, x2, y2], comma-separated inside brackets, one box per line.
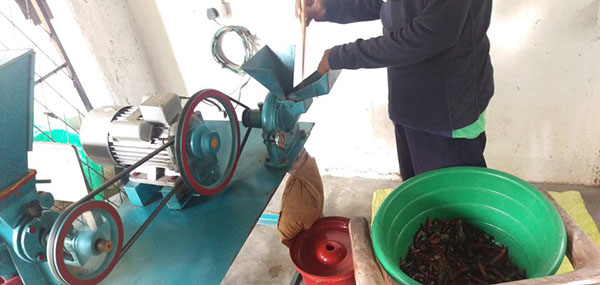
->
[295, 0, 326, 26]
[317, 49, 331, 75]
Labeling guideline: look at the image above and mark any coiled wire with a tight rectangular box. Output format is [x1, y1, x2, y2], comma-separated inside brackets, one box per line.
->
[211, 25, 257, 74]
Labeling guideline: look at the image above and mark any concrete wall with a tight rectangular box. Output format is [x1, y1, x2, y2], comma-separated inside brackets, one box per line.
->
[52, 0, 156, 106]
[152, 0, 400, 179]
[125, 0, 187, 97]
[60, 0, 600, 185]
[51, 0, 186, 106]
[487, 0, 600, 185]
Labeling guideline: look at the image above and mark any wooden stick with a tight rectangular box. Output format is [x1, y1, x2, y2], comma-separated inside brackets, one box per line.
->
[349, 217, 390, 285]
[300, 0, 307, 79]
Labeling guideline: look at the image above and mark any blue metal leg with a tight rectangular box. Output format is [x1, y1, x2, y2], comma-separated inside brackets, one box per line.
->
[0, 243, 16, 279]
[160, 186, 192, 210]
[103, 123, 315, 284]
[124, 181, 161, 207]
[257, 213, 279, 226]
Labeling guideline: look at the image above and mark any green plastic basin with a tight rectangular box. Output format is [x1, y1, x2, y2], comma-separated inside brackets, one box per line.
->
[372, 167, 566, 284]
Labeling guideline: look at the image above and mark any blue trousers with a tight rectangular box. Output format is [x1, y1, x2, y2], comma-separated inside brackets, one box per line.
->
[394, 124, 487, 181]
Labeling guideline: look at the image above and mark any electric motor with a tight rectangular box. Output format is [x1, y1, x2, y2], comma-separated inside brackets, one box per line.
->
[80, 93, 181, 170]
[80, 90, 241, 196]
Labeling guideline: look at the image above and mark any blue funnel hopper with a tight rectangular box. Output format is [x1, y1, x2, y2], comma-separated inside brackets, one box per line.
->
[241, 45, 341, 168]
[241, 46, 295, 97]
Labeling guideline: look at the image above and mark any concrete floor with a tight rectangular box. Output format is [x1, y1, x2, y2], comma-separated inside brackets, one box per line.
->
[221, 176, 600, 285]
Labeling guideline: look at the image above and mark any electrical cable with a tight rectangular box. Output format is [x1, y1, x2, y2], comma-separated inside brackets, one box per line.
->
[229, 75, 251, 109]
[212, 18, 223, 26]
[211, 25, 257, 74]
[33, 98, 79, 134]
[179, 74, 251, 113]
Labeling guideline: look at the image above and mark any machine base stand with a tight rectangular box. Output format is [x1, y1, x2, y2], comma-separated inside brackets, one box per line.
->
[161, 186, 192, 210]
[265, 129, 309, 169]
[124, 182, 161, 207]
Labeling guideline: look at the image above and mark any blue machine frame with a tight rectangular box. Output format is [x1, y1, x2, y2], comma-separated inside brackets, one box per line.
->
[241, 46, 340, 168]
[0, 50, 60, 284]
[0, 45, 339, 284]
[103, 122, 314, 284]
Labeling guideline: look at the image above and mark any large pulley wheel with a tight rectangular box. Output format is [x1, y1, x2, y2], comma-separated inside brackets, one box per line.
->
[176, 89, 241, 195]
[47, 201, 124, 285]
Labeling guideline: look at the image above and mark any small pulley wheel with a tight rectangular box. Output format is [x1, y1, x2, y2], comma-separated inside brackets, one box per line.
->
[47, 201, 123, 285]
[175, 89, 241, 195]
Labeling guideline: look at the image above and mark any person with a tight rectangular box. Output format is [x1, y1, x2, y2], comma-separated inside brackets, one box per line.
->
[297, 0, 494, 180]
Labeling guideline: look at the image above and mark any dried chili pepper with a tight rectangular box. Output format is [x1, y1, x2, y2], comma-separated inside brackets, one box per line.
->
[400, 218, 526, 284]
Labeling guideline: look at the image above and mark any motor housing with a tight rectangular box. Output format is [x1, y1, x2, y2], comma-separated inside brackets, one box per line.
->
[80, 93, 181, 170]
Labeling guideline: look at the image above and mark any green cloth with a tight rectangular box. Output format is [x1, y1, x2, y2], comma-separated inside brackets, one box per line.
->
[452, 110, 486, 139]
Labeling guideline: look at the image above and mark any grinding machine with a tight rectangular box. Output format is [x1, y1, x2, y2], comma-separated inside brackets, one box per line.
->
[0, 46, 339, 284]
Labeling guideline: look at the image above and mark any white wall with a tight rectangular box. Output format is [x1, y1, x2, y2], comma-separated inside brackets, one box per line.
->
[152, 0, 400, 179]
[0, 0, 101, 129]
[51, 0, 168, 106]
[48, 1, 114, 108]
[62, 0, 600, 185]
[486, 0, 600, 185]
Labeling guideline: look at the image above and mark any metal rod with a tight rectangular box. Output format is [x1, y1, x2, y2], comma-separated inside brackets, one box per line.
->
[34, 98, 80, 134]
[32, 0, 94, 111]
[35, 63, 67, 85]
[119, 180, 184, 259]
[36, 75, 86, 116]
[0, 10, 66, 74]
[240, 126, 252, 155]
